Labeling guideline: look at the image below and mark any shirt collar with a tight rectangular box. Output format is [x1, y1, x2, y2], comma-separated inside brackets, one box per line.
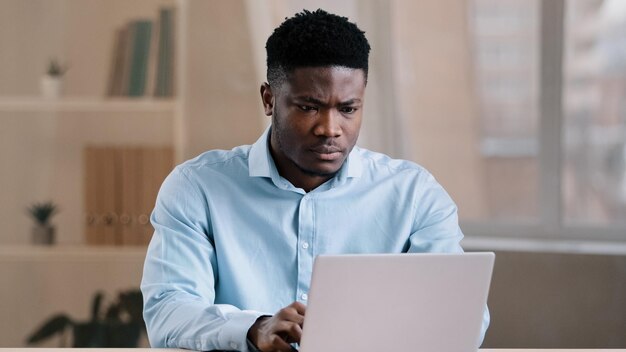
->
[248, 125, 363, 180]
[248, 125, 273, 177]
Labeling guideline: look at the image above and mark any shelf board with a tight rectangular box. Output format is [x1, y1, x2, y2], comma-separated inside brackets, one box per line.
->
[0, 244, 147, 261]
[0, 97, 177, 113]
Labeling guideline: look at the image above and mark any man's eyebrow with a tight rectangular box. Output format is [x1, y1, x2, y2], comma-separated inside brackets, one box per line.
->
[293, 96, 362, 106]
[294, 96, 325, 105]
[338, 99, 362, 106]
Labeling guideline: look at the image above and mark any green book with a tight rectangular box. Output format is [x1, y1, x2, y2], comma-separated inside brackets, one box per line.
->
[128, 20, 152, 97]
[155, 8, 174, 97]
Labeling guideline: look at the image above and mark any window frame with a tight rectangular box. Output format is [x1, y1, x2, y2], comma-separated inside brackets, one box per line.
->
[461, 0, 626, 251]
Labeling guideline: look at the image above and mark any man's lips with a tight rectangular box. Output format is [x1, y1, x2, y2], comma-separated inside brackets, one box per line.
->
[310, 146, 343, 161]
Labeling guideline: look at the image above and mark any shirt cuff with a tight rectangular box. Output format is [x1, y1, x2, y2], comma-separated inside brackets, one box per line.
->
[218, 310, 266, 352]
[245, 315, 273, 352]
[247, 337, 262, 352]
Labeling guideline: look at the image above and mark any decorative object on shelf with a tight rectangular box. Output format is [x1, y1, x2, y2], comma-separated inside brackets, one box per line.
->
[84, 146, 173, 246]
[107, 6, 176, 98]
[26, 289, 145, 347]
[27, 201, 59, 245]
[40, 58, 69, 100]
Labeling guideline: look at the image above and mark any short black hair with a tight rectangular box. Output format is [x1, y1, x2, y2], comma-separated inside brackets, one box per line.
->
[265, 9, 371, 86]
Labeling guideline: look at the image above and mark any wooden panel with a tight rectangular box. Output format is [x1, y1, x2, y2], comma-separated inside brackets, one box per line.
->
[120, 148, 142, 245]
[139, 148, 156, 245]
[84, 147, 98, 245]
[482, 251, 626, 348]
[84, 146, 173, 246]
[101, 147, 119, 245]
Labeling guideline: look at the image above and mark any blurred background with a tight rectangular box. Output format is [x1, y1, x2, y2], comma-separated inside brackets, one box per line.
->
[0, 0, 625, 348]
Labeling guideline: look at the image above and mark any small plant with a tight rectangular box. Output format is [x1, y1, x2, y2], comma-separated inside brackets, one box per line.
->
[26, 289, 146, 347]
[27, 201, 58, 226]
[46, 58, 69, 77]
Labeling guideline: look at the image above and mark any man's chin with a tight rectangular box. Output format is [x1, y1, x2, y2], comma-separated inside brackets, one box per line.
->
[296, 161, 342, 178]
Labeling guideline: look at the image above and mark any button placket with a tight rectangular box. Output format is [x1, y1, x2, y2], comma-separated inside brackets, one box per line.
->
[296, 195, 315, 302]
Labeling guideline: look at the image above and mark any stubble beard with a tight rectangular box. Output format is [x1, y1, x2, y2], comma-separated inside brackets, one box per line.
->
[271, 112, 340, 179]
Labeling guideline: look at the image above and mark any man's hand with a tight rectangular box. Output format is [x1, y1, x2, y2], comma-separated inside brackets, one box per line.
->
[247, 301, 306, 352]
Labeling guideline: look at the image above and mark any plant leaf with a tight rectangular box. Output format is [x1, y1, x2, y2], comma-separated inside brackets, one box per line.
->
[105, 302, 120, 320]
[119, 289, 144, 322]
[73, 322, 106, 347]
[26, 314, 72, 344]
[91, 291, 104, 322]
[106, 322, 141, 347]
[26, 201, 58, 225]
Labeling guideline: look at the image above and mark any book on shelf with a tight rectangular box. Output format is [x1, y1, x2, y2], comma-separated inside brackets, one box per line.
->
[139, 147, 173, 244]
[101, 147, 120, 245]
[154, 7, 176, 97]
[144, 15, 160, 101]
[128, 20, 153, 97]
[120, 147, 142, 245]
[106, 6, 176, 98]
[84, 147, 100, 245]
[84, 146, 173, 246]
[106, 27, 128, 97]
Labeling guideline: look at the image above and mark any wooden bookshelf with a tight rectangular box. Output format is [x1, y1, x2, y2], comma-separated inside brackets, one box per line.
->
[0, 97, 176, 113]
[0, 244, 147, 260]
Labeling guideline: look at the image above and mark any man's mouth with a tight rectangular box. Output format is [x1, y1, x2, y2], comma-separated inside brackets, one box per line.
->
[310, 146, 343, 161]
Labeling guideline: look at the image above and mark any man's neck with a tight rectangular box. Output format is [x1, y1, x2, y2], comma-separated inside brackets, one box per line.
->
[275, 159, 334, 192]
[268, 146, 335, 192]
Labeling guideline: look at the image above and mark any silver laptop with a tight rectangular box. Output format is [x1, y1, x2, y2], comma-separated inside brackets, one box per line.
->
[299, 252, 495, 352]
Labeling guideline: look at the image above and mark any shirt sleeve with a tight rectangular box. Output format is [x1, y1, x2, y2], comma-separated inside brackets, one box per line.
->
[141, 167, 265, 352]
[407, 171, 490, 346]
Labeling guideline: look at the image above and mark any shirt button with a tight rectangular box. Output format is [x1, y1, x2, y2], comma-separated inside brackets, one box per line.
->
[302, 242, 309, 249]
[229, 342, 238, 349]
[301, 293, 308, 300]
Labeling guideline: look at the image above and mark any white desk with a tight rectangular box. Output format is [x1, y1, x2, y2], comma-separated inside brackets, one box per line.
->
[0, 349, 624, 352]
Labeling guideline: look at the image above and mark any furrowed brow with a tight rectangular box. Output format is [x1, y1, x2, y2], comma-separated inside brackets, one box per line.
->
[295, 96, 325, 105]
[293, 96, 361, 106]
[338, 99, 362, 106]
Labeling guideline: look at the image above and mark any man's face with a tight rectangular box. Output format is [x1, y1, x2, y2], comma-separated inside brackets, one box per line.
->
[261, 66, 366, 189]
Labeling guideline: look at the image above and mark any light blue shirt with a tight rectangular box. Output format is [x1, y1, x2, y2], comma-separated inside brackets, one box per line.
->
[141, 127, 489, 351]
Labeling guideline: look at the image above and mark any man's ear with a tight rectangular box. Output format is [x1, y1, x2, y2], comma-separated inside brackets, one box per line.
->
[260, 83, 274, 116]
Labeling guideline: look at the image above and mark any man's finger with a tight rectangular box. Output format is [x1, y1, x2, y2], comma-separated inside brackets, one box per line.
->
[274, 320, 303, 342]
[276, 309, 305, 326]
[269, 333, 295, 352]
[289, 301, 307, 315]
[276, 301, 306, 323]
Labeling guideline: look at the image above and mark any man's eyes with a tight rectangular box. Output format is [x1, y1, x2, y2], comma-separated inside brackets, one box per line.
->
[298, 105, 317, 112]
[340, 107, 357, 114]
[297, 105, 358, 114]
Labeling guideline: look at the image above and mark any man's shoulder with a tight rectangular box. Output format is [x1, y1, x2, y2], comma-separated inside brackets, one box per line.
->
[355, 146, 430, 178]
[177, 144, 252, 175]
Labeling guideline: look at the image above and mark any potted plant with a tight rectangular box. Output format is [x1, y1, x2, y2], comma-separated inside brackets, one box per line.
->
[40, 58, 69, 100]
[26, 289, 146, 347]
[27, 201, 58, 245]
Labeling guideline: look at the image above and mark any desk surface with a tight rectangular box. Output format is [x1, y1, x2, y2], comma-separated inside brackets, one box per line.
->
[1, 349, 624, 351]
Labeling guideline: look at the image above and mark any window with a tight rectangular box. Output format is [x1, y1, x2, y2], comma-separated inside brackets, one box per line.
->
[563, 0, 626, 227]
[462, 0, 626, 242]
[469, 0, 540, 221]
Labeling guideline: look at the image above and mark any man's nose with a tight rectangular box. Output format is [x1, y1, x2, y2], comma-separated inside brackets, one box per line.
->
[313, 109, 342, 137]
